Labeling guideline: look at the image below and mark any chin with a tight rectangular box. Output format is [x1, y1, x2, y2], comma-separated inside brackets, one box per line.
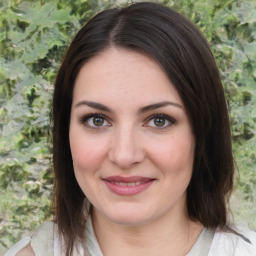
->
[103, 208, 155, 227]
[110, 217, 148, 227]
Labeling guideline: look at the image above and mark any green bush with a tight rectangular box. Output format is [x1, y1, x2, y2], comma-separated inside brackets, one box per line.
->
[169, 0, 256, 228]
[0, 0, 255, 253]
[180, 0, 256, 228]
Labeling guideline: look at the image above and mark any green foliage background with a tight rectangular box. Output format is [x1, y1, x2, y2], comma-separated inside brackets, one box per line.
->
[0, 0, 255, 254]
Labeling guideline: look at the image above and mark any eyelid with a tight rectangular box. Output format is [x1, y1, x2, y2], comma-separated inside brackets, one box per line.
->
[78, 113, 175, 129]
[143, 114, 176, 128]
[79, 113, 111, 128]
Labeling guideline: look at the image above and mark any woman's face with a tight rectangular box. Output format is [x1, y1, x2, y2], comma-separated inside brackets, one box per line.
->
[69, 48, 195, 226]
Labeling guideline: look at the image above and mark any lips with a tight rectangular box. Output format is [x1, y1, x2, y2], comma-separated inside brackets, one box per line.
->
[110, 181, 145, 186]
[102, 176, 155, 196]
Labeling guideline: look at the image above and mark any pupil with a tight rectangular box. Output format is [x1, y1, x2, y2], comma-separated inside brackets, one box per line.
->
[154, 118, 165, 127]
[93, 117, 104, 126]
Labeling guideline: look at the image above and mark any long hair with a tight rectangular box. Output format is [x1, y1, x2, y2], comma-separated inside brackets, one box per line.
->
[52, 2, 234, 255]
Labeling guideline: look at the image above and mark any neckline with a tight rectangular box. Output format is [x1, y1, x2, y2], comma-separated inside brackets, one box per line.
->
[85, 216, 214, 256]
[186, 227, 215, 255]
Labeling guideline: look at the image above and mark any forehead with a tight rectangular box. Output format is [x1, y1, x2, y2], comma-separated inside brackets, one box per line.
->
[72, 47, 183, 108]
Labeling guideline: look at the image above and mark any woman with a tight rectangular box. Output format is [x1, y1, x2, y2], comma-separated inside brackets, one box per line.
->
[5, 2, 256, 256]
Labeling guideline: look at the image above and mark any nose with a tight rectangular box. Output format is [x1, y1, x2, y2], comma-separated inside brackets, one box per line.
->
[108, 126, 145, 169]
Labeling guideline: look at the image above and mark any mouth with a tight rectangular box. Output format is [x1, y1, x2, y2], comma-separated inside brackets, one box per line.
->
[108, 181, 147, 186]
[102, 176, 155, 196]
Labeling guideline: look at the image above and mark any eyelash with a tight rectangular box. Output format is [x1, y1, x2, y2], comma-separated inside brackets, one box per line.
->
[79, 113, 175, 129]
[79, 113, 111, 128]
[144, 114, 176, 129]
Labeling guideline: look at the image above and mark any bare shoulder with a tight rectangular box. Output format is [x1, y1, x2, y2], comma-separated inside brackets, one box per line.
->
[16, 243, 35, 256]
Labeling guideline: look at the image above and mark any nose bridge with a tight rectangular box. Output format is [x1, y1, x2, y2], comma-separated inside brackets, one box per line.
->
[109, 123, 144, 168]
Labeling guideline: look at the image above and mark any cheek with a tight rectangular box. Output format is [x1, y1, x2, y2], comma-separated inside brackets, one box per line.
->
[149, 135, 195, 175]
[70, 134, 109, 199]
[69, 132, 108, 173]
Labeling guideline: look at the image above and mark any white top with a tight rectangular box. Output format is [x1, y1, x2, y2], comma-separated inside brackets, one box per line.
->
[208, 225, 256, 256]
[4, 218, 256, 256]
[82, 218, 215, 256]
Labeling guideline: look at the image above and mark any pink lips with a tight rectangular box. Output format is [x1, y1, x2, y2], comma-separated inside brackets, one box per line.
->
[102, 176, 155, 196]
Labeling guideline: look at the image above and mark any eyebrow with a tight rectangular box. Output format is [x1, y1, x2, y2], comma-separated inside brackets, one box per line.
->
[74, 100, 182, 113]
[74, 101, 113, 112]
[138, 101, 182, 113]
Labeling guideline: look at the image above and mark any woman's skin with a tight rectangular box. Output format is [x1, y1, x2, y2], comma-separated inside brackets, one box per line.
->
[16, 47, 203, 256]
[16, 244, 34, 256]
[69, 47, 203, 256]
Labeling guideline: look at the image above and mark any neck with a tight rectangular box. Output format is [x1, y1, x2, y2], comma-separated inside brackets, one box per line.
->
[91, 207, 203, 256]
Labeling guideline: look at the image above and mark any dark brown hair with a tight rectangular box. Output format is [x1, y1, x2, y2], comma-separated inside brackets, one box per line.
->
[52, 2, 234, 255]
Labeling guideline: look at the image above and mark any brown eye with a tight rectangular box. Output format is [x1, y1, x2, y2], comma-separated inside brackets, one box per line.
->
[80, 114, 111, 128]
[145, 114, 175, 129]
[154, 117, 166, 127]
[93, 117, 104, 126]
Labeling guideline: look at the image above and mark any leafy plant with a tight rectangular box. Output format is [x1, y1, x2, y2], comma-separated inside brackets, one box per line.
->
[0, 0, 255, 254]
[0, 0, 117, 253]
[168, 0, 256, 228]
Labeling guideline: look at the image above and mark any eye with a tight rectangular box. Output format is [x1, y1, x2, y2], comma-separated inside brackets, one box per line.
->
[145, 114, 175, 129]
[80, 114, 111, 128]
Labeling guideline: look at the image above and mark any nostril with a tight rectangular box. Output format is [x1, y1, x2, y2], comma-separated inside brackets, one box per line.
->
[108, 128, 145, 168]
[108, 142, 145, 168]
